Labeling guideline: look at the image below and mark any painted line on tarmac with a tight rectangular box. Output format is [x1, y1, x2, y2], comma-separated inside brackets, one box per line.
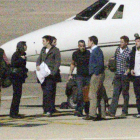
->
[83, 137, 140, 140]
[1, 95, 38, 101]
[51, 121, 85, 125]
[0, 117, 86, 127]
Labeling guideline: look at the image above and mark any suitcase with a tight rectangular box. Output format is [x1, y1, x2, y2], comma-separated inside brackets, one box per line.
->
[82, 85, 90, 102]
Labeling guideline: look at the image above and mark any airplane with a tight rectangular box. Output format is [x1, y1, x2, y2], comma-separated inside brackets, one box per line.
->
[1, 0, 140, 73]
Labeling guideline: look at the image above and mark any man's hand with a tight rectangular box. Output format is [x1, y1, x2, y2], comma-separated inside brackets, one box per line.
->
[68, 75, 73, 80]
[131, 70, 135, 76]
[21, 56, 26, 59]
[36, 66, 40, 71]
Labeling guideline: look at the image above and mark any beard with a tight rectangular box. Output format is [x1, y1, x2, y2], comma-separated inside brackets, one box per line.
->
[137, 46, 140, 50]
[80, 48, 85, 52]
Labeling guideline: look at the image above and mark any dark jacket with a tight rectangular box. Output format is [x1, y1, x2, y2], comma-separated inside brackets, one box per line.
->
[36, 46, 61, 82]
[89, 47, 104, 76]
[130, 46, 136, 70]
[129, 46, 137, 81]
[11, 51, 28, 83]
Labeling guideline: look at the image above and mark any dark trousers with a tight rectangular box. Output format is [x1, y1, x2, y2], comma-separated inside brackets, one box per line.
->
[41, 77, 56, 113]
[133, 76, 140, 114]
[84, 101, 90, 114]
[75, 75, 90, 114]
[109, 75, 129, 115]
[10, 79, 23, 116]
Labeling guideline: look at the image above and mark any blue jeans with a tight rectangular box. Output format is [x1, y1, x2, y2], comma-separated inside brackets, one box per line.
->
[133, 76, 140, 114]
[109, 74, 129, 115]
[75, 75, 90, 114]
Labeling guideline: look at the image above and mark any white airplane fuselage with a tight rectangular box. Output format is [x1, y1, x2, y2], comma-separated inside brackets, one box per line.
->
[1, 0, 140, 72]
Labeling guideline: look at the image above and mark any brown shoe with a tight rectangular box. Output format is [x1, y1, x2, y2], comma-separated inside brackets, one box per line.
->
[54, 109, 61, 113]
[106, 111, 115, 117]
[82, 116, 95, 120]
[120, 113, 127, 118]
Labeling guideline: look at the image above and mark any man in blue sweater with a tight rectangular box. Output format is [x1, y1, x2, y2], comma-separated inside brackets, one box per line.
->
[86, 36, 105, 121]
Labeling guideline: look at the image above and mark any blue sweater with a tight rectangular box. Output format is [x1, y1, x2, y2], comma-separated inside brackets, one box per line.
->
[89, 47, 104, 75]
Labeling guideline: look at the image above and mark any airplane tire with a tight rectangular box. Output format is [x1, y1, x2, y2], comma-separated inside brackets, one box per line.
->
[67, 94, 77, 109]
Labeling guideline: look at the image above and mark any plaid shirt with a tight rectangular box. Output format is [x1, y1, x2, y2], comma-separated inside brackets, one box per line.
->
[115, 47, 131, 75]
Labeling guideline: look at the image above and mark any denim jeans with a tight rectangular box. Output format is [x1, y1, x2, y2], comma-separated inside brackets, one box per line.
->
[75, 75, 90, 114]
[133, 76, 140, 114]
[109, 74, 129, 115]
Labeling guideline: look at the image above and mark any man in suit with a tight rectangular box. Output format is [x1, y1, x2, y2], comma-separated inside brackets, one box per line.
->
[36, 35, 61, 117]
[86, 36, 105, 121]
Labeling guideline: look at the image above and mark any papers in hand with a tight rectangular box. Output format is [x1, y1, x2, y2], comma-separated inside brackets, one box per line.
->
[36, 62, 51, 84]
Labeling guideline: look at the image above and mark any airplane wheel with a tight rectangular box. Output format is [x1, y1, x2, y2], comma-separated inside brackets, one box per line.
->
[67, 94, 77, 109]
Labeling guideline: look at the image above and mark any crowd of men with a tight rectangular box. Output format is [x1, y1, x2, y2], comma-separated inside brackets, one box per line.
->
[68, 35, 140, 120]
[0, 34, 140, 120]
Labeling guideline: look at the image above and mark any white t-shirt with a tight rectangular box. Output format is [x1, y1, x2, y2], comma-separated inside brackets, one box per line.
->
[46, 48, 49, 54]
[120, 48, 124, 54]
[134, 50, 140, 76]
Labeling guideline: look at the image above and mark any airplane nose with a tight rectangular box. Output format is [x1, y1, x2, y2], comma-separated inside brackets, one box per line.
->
[1, 40, 17, 60]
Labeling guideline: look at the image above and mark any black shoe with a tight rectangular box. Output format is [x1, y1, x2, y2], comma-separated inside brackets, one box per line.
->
[119, 113, 128, 118]
[74, 111, 83, 117]
[93, 117, 106, 121]
[54, 109, 61, 113]
[10, 114, 24, 119]
[106, 111, 115, 117]
[82, 116, 95, 120]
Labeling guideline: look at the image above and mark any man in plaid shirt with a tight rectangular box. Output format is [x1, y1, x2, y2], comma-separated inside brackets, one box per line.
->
[107, 36, 131, 117]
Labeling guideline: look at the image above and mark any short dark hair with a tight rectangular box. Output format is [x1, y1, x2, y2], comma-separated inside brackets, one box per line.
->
[42, 35, 52, 44]
[16, 41, 26, 53]
[120, 36, 129, 43]
[135, 37, 140, 41]
[78, 40, 86, 46]
[51, 36, 57, 41]
[89, 36, 98, 45]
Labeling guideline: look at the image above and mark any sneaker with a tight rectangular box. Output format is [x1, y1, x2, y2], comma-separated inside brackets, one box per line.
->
[120, 113, 127, 117]
[44, 112, 52, 117]
[106, 111, 115, 117]
[134, 114, 140, 118]
[74, 111, 83, 117]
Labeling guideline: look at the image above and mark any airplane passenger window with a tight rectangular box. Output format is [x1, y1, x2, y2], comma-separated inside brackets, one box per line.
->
[74, 0, 108, 21]
[94, 3, 116, 20]
[112, 5, 124, 19]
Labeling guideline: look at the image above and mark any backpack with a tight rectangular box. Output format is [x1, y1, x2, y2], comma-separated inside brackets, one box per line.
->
[0, 48, 4, 78]
[108, 50, 117, 72]
[60, 102, 69, 109]
[0, 49, 12, 88]
[108, 57, 116, 72]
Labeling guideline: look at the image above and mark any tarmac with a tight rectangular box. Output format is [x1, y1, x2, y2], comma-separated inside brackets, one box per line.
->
[0, 71, 140, 140]
[1, 0, 140, 139]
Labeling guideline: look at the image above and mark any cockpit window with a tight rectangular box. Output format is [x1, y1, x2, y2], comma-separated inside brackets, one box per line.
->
[112, 5, 124, 19]
[74, 0, 108, 21]
[94, 3, 116, 20]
